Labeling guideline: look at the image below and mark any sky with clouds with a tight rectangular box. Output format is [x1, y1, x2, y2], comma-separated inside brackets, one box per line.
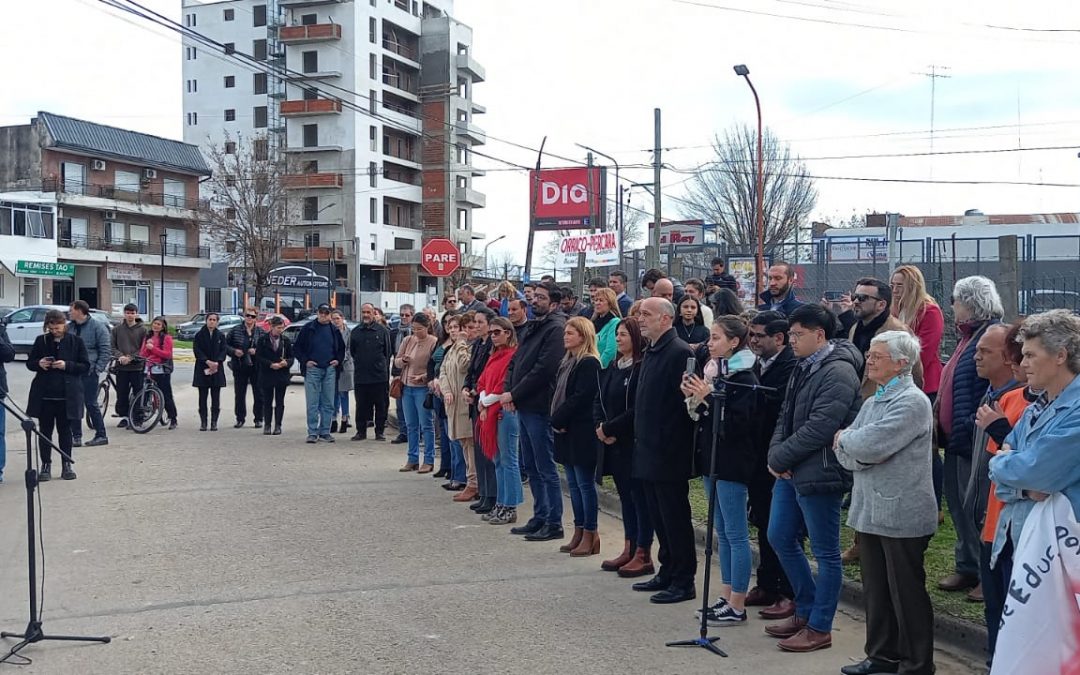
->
[3, 0, 1079, 269]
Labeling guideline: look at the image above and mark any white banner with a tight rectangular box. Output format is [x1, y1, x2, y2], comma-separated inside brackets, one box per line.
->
[558, 231, 619, 267]
[990, 493, 1080, 675]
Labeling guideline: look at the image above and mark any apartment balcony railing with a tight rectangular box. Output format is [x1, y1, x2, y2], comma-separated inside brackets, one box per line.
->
[280, 98, 343, 116]
[58, 233, 210, 259]
[382, 72, 418, 96]
[382, 37, 417, 61]
[282, 172, 344, 189]
[43, 178, 207, 211]
[279, 245, 345, 261]
[279, 23, 342, 44]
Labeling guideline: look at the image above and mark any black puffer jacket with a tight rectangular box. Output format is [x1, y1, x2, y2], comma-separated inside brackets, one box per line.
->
[690, 352, 760, 485]
[768, 340, 863, 496]
[504, 310, 567, 414]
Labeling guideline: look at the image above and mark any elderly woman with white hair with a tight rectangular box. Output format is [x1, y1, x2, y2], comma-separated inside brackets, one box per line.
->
[834, 330, 937, 675]
[936, 275, 1003, 595]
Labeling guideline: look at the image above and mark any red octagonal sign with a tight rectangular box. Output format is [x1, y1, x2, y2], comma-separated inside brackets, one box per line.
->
[421, 238, 461, 277]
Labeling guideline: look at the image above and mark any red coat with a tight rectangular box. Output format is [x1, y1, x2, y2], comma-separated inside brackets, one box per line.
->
[910, 303, 944, 396]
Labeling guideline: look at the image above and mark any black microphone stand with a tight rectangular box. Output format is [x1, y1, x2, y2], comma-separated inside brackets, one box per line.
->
[0, 396, 110, 665]
[667, 376, 778, 658]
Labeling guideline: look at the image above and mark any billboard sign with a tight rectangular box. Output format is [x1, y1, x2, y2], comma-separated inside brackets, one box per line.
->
[824, 236, 888, 262]
[558, 231, 620, 267]
[648, 220, 705, 247]
[529, 167, 606, 231]
[268, 265, 331, 290]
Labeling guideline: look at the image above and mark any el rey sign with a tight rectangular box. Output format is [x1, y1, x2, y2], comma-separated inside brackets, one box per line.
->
[649, 220, 705, 247]
[529, 167, 606, 231]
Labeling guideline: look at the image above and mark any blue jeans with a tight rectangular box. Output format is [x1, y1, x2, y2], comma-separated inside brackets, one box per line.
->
[704, 478, 752, 593]
[518, 410, 562, 525]
[335, 391, 350, 418]
[495, 410, 522, 506]
[767, 478, 843, 633]
[564, 462, 598, 530]
[77, 372, 106, 439]
[434, 397, 451, 473]
[981, 539, 1013, 665]
[449, 439, 467, 484]
[402, 385, 435, 464]
[304, 366, 336, 436]
[394, 395, 408, 439]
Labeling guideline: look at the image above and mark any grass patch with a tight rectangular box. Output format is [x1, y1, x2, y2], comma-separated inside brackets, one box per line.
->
[174, 340, 193, 349]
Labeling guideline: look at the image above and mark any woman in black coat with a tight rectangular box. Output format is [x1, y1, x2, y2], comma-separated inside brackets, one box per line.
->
[27, 309, 90, 481]
[676, 296, 709, 346]
[192, 313, 228, 431]
[255, 316, 294, 435]
[593, 318, 654, 577]
[551, 316, 602, 557]
[680, 315, 760, 625]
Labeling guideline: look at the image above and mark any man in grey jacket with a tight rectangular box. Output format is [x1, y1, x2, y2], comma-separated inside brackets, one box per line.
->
[69, 300, 111, 446]
[764, 304, 863, 654]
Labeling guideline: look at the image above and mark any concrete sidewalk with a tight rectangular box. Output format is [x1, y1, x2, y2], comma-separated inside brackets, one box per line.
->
[0, 384, 982, 674]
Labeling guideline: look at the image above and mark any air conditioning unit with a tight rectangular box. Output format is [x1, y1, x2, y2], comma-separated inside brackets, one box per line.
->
[91, 159, 107, 171]
[103, 210, 117, 220]
[143, 168, 157, 179]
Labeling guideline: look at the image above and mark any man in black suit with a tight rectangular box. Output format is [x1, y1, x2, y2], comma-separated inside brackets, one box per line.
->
[746, 311, 799, 620]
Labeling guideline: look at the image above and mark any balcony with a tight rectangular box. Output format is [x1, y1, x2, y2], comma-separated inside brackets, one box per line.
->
[280, 98, 343, 116]
[456, 53, 486, 83]
[382, 37, 418, 64]
[279, 0, 344, 6]
[283, 172, 344, 189]
[382, 69, 418, 99]
[383, 163, 420, 186]
[279, 23, 342, 44]
[455, 120, 486, 146]
[279, 245, 344, 262]
[43, 178, 207, 219]
[455, 186, 486, 208]
[58, 233, 210, 269]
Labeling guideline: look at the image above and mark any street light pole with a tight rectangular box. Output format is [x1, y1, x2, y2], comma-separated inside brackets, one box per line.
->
[734, 64, 766, 301]
[575, 143, 621, 264]
[483, 234, 506, 277]
[159, 232, 167, 317]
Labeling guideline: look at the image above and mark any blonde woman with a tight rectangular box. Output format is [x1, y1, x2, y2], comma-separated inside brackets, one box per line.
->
[498, 280, 520, 318]
[551, 316, 603, 556]
[439, 312, 478, 501]
[591, 287, 623, 367]
[889, 265, 944, 399]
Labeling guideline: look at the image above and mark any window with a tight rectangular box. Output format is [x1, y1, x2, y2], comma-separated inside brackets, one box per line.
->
[0, 202, 53, 239]
[457, 110, 467, 122]
[224, 109, 236, 122]
[253, 106, 267, 128]
[369, 17, 376, 43]
[457, 43, 469, 56]
[459, 241, 468, 255]
[225, 141, 236, 155]
[369, 89, 377, 114]
[253, 72, 267, 94]
[186, 79, 197, 93]
[224, 75, 235, 88]
[456, 145, 467, 164]
[303, 87, 318, 101]
[456, 176, 467, 189]
[301, 13, 317, 25]
[184, 13, 196, 27]
[129, 223, 149, 244]
[105, 220, 126, 244]
[457, 79, 468, 98]
[370, 198, 377, 224]
[223, 8, 234, 21]
[302, 160, 319, 174]
[253, 39, 267, 61]
[253, 4, 267, 27]
[186, 46, 197, 60]
[224, 42, 235, 55]
[457, 209, 468, 231]
[302, 51, 318, 73]
[303, 124, 318, 147]
[115, 170, 141, 194]
[303, 197, 319, 220]
[253, 139, 269, 161]
[369, 162, 378, 188]
[304, 231, 320, 248]
[186, 112, 198, 126]
[369, 125, 377, 151]
[369, 53, 377, 79]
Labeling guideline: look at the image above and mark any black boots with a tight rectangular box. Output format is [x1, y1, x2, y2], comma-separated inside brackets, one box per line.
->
[39, 463, 52, 482]
[200, 413, 208, 431]
[263, 421, 272, 435]
[61, 461, 76, 480]
[210, 410, 220, 432]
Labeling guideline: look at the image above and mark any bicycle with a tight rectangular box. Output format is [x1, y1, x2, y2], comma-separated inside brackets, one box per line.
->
[128, 366, 165, 434]
[86, 359, 120, 428]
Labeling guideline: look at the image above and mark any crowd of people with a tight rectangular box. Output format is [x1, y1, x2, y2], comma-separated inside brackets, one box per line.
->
[0, 258, 1077, 673]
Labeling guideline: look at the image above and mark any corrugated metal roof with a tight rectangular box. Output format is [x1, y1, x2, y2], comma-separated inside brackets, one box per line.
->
[900, 213, 1080, 227]
[37, 111, 211, 176]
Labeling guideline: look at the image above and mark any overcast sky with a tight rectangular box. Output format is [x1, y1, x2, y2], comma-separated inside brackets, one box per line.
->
[4, 0, 1079, 270]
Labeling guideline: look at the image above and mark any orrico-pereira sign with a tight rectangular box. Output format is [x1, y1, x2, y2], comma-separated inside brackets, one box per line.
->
[529, 166, 606, 231]
[558, 231, 619, 267]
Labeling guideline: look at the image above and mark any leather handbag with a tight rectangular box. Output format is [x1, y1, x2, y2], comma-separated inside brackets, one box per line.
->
[389, 376, 404, 399]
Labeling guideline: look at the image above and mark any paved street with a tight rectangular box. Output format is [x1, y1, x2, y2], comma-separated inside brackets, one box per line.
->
[0, 368, 982, 674]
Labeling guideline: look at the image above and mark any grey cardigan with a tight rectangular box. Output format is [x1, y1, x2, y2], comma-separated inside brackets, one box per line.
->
[835, 376, 938, 538]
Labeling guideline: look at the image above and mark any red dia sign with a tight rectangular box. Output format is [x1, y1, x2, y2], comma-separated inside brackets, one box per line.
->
[421, 238, 461, 277]
[529, 166, 606, 231]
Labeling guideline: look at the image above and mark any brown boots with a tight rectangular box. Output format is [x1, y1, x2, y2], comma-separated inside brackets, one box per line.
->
[617, 546, 654, 577]
[570, 530, 600, 557]
[453, 485, 478, 502]
[602, 539, 633, 571]
[560, 527, 584, 553]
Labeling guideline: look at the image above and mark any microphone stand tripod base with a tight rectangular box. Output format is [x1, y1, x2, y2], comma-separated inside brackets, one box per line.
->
[666, 635, 728, 657]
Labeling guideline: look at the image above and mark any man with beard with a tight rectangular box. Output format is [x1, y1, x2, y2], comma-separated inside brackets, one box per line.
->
[758, 262, 803, 316]
[846, 278, 922, 400]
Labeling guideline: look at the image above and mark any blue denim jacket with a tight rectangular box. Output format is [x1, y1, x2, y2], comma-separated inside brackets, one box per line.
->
[988, 373, 1080, 567]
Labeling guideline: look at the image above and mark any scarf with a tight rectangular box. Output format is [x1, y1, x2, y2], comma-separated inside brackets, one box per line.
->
[593, 312, 616, 335]
[550, 353, 578, 418]
[477, 346, 517, 461]
[851, 310, 889, 354]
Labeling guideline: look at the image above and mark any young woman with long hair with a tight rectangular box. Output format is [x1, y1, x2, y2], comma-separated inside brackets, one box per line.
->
[395, 312, 437, 472]
[439, 312, 477, 498]
[255, 315, 293, 435]
[552, 316, 603, 556]
[139, 316, 178, 430]
[594, 318, 655, 576]
[676, 296, 709, 346]
[193, 312, 228, 431]
[477, 317, 521, 524]
[330, 310, 353, 435]
[889, 265, 944, 400]
[591, 287, 622, 367]
[430, 311, 459, 481]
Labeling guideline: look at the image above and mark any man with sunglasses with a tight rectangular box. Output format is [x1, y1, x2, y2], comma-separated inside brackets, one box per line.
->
[846, 278, 922, 400]
[228, 307, 266, 428]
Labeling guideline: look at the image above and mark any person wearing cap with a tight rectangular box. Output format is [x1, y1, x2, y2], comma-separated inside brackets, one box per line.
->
[294, 303, 345, 443]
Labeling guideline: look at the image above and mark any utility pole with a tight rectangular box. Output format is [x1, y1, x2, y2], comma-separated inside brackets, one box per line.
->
[575, 152, 592, 292]
[646, 108, 662, 270]
[523, 137, 547, 283]
[917, 64, 951, 181]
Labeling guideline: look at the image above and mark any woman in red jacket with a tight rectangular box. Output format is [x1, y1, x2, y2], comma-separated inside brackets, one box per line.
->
[139, 316, 178, 430]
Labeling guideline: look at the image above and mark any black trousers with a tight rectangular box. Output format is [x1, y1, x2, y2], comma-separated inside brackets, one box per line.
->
[197, 386, 221, 421]
[233, 367, 263, 423]
[642, 479, 698, 589]
[354, 382, 389, 435]
[38, 399, 72, 465]
[860, 532, 935, 675]
[150, 373, 178, 423]
[115, 369, 142, 418]
[748, 470, 794, 598]
[261, 384, 287, 428]
[474, 435, 496, 498]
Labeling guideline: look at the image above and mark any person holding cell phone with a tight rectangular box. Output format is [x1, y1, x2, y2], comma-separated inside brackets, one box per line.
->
[27, 309, 90, 481]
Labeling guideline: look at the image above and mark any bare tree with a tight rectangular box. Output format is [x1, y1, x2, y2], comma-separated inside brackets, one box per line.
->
[485, 250, 521, 280]
[679, 124, 817, 252]
[199, 133, 295, 301]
